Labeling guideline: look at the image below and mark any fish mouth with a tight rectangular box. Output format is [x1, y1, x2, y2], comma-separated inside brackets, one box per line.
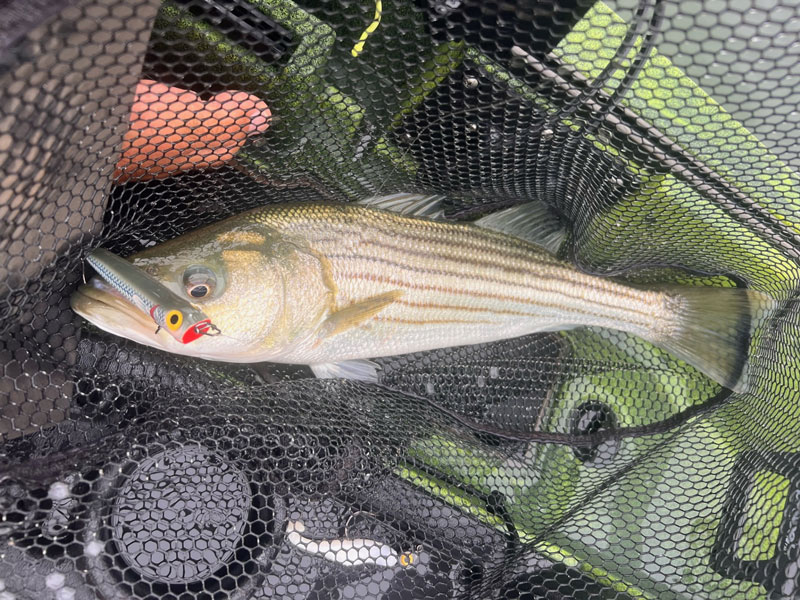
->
[70, 278, 182, 352]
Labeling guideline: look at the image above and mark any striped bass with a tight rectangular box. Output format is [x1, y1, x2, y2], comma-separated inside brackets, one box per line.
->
[71, 195, 772, 392]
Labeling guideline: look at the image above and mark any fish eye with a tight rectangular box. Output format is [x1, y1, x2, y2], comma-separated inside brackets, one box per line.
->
[165, 310, 183, 331]
[183, 266, 217, 300]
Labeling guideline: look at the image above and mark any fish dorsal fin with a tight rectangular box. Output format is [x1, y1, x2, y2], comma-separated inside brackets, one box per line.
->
[357, 193, 446, 219]
[474, 201, 567, 255]
[359, 194, 566, 254]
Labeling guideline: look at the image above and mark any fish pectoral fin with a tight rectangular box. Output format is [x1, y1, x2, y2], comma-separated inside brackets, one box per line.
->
[319, 290, 403, 339]
[311, 360, 380, 383]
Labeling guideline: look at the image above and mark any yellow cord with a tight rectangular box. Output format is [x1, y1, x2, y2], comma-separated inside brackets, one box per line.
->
[351, 0, 383, 58]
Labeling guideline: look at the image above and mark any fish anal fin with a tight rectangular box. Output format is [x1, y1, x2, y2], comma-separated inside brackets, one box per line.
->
[319, 290, 403, 339]
[310, 360, 380, 382]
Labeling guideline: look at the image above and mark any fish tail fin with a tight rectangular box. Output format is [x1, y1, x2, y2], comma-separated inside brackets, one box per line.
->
[651, 286, 775, 393]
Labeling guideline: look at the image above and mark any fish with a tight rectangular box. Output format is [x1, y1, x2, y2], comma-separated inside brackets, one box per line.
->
[85, 248, 220, 344]
[70, 194, 773, 392]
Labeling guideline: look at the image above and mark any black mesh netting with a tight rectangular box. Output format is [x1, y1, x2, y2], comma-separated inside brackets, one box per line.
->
[2, 0, 800, 598]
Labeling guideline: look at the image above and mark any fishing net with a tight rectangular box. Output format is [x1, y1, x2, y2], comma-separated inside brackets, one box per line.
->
[2, 0, 800, 597]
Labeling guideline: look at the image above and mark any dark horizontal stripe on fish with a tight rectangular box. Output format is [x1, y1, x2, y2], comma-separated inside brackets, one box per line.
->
[343, 271, 655, 326]
[284, 211, 566, 269]
[309, 222, 650, 306]
[259, 207, 658, 321]
[327, 236, 578, 289]
[333, 255, 657, 324]
[356, 221, 561, 267]
[395, 298, 537, 318]
[377, 316, 497, 326]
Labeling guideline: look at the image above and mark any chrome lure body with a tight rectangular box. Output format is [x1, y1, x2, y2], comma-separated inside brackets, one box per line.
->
[85, 248, 218, 344]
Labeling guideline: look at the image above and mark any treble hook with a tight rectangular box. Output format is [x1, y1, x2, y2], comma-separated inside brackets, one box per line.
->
[196, 322, 222, 337]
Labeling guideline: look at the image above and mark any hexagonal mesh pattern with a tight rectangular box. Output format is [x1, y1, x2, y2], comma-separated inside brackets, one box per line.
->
[2, 0, 800, 598]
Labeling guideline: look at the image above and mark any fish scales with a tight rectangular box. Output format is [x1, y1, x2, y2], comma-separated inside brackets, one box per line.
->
[240, 203, 669, 362]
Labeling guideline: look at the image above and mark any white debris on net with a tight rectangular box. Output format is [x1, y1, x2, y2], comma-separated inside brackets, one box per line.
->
[45, 573, 65, 590]
[286, 520, 417, 569]
[84, 541, 105, 557]
[0, 591, 15, 600]
[55, 588, 75, 600]
[47, 482, 70, 501]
